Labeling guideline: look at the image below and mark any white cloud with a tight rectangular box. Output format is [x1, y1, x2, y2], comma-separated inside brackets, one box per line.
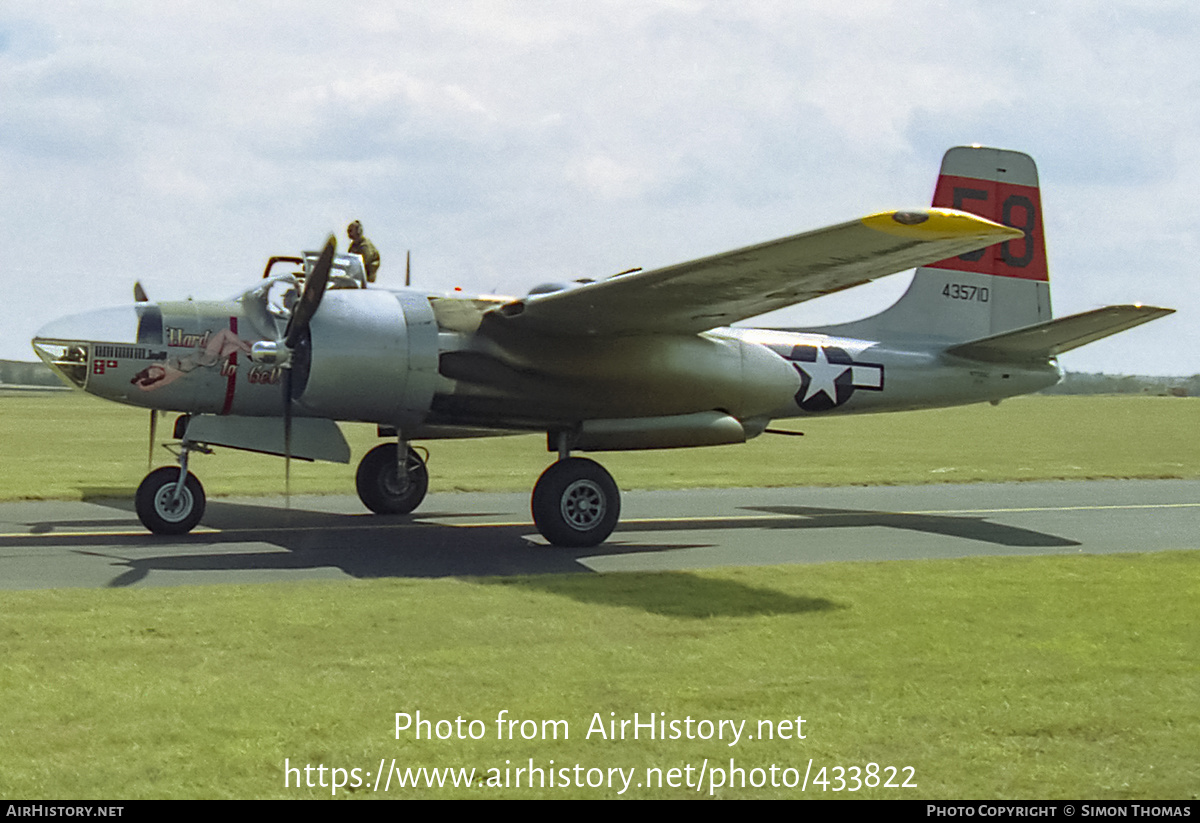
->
[566, 153, 661, 201]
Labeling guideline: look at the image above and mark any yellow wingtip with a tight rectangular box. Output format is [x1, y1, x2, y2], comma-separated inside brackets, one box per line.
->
[862, 209, 1025, 241]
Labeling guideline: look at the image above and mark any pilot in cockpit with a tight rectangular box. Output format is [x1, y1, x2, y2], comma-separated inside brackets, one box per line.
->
[265, 277, 300, 318]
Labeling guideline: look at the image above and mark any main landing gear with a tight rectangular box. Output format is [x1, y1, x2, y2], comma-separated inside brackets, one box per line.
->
[134, 433, 622, 548]
[531, 457, 620, 548]
[353, 436, 620, 547]
[355, 442, 429, 515]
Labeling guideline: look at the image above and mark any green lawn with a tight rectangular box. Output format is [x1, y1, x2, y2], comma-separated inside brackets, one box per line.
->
[2, 553, 1196, 799]
[2, 392, 1197, 500]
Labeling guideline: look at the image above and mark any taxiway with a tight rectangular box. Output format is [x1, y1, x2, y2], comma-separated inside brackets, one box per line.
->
[0, 479, 1196, 590]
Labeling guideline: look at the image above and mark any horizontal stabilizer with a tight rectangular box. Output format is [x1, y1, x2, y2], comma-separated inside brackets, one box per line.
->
[945, 305, 1174, 363]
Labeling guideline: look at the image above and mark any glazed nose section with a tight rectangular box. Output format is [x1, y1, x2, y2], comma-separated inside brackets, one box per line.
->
[31, 305, 145, 388]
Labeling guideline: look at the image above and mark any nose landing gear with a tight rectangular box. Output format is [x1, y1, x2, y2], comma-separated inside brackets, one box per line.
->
[135, 440, 208, 535]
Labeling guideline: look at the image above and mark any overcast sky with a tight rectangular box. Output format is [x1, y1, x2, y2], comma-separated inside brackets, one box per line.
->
[2, 1, 1196, 374]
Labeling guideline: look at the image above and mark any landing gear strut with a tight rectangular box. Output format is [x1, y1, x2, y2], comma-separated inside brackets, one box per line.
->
[135, 440, 207, 535]
[356, 442, 429, 515]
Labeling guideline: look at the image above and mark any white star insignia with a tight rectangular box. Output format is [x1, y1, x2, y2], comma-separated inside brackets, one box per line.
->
[800, 347, 848, 404]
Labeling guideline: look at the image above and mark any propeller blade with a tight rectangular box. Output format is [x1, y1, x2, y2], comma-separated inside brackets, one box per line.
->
[279, 232, 334, 506]
[285, 234, 335, 348]
[405, 249, 411, 287]
[134, 282, 149, 302]
[283, 366, 293, 506]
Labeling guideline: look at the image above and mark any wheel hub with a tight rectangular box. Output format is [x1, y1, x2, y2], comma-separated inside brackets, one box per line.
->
[560, 479, 606, 530]
[381, 458, 415, 497]
[153, 485, 193, 522]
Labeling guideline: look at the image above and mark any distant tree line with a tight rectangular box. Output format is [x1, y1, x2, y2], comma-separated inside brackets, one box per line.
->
[0, 359, 62, 387]
[1041, 372, 1198, 397]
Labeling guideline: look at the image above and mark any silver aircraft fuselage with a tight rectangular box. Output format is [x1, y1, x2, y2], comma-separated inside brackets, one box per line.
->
[33, 283, 1060, 444]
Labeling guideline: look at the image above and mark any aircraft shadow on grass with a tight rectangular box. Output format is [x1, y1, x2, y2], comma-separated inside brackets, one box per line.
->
[472, 573, 842, 619]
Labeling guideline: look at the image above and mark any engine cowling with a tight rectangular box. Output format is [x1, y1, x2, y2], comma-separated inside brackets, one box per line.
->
[297, 290, 438, 428]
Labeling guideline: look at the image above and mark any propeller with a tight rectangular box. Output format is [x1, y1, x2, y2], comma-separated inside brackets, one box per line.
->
[279, 235, 336, 499]
[285, 237, 334, 349]
[405, 249, 411, 287]
[135, 282, 155, 465]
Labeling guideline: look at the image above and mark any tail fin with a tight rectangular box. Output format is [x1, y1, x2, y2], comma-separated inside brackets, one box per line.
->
[813, 146, 1052, 344]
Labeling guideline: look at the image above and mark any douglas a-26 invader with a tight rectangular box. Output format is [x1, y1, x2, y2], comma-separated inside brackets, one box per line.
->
[32, 147, 1172, 546]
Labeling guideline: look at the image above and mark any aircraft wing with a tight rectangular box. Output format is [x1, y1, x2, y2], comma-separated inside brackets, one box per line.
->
[489, 209, 1023, 336]
[945, 305, 1175, 363]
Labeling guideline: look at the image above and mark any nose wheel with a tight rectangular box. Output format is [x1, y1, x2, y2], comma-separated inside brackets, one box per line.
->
[136, 466, 207, 535]
[531, 457, 620, 547]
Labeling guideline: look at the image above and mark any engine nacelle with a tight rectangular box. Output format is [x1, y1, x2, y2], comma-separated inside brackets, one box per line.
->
[297, 290, 438, 428]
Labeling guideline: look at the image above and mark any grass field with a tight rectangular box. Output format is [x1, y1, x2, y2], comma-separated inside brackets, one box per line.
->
[1, 392, 1197, 799]
[1, 391, 1198, 500]
[2, 553, 1197, 799]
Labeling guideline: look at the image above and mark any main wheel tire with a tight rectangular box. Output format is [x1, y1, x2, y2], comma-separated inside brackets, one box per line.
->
[356, 443, 429, 515]
[135, 467, 206, 535]
[531, 457, 620, 548]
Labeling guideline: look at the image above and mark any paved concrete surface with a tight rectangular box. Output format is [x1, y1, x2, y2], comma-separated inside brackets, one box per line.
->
[0, 480, 1196, 589]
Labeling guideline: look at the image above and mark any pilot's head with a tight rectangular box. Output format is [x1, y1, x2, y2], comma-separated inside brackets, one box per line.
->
[347, 220, 363, 241]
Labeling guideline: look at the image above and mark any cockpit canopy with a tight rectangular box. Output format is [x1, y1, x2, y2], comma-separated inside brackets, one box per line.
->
[258, 251, 373, 321]
[262, 252, 370, 291]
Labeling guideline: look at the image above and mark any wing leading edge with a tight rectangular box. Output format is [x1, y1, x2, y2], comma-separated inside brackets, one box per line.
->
[490, 209, 1022, 337]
